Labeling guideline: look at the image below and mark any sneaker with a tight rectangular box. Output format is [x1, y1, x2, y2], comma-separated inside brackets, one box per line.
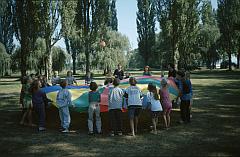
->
[178, 120, 184, 124]
[110, 132, 115, 137]
[38, 127, 46, 131]
[61, 129, 69, 133]
[117, 132, 123, 136]
[88, 131, 94, 135]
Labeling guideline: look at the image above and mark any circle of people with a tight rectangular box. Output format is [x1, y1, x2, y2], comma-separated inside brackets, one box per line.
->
[19, 63, 192, 136]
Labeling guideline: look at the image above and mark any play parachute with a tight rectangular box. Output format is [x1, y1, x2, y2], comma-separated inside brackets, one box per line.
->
[42, 76, 179, 112]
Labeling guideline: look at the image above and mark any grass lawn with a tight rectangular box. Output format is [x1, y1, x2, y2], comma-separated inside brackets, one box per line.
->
[0, 70, 240, 156]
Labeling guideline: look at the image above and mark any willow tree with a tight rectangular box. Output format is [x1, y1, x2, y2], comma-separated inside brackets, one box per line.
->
[137, 0, 156, 66]
[76, 0, 110, 74]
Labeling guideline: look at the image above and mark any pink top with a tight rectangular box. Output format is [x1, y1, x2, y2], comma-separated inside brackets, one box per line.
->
[160, 88, 172, 109]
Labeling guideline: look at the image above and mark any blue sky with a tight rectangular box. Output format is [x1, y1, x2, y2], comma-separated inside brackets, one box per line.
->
[56, 0, 218, 50]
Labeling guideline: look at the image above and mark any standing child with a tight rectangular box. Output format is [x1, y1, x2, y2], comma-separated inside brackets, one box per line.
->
[30, 80, 51, 131]
[56, 80, 73, 133]
[176, 71, 192, 124]
[159, 79, 172, 129]
[88, 82, 101, 135]
[108, 78, 124, 136]
[124, 77, 143, 136]
[66, 71, 77, 85]
[147, 83, 163, 134]
[185, 71, 193, 118]
[20, 76, 34, 126]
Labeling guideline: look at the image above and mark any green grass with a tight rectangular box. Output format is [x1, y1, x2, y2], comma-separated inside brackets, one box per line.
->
[0, 70, 240, 156]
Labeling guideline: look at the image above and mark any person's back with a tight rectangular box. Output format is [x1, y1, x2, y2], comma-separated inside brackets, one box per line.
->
[109, 86, 124, 110]
[125, 85, 142, 107]
[160, 87, 172, 109]
[147, 91, 162, 111]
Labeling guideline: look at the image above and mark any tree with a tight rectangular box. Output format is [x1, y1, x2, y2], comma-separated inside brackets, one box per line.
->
[75, 0, 110, 74]
[52, 46, 69, 72]
[0, 0, 14, 54]
[13, 0, 39, 76]
[217, 0, 240, 71]
[137, 0, 156, 66]
[60, 0, 79, 74]
[108, 0, 118, 31]
[197, 0, 220, 69]
[0, 42, 10, 77]
[156, 0, 200, 70]
[36, 0, 62, 78]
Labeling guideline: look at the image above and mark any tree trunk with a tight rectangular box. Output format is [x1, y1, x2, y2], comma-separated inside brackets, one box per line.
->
[20, 41, 27, 77]
[237, 49, 240, 69]
[228, 52, 232, 71]
[72, 52, 76, 75]
[45, 39, 52, 79]
[85, 44, 90, 74]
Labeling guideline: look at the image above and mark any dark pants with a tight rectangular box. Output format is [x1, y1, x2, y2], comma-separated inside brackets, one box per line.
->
[109, 109, 122, 133]
[34, 103, 46, 127]
[180, 100, 190, 123]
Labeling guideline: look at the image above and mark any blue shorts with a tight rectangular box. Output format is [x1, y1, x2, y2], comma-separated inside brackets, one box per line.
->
[128, 106, 142, 119]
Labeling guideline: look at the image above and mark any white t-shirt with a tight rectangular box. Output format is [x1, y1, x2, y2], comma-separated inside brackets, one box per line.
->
[147, 92, 163, 111]
[125, 86, 142, 106]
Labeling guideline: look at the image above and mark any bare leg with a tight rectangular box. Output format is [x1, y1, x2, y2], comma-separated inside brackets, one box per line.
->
[130, 119, 135, 136]
[167, 113, 171, 128]
[134, 117, 138, 134]
[28, 109, 33, 126]
[20, 111, 27, 125]
[163, 111, 168, 129]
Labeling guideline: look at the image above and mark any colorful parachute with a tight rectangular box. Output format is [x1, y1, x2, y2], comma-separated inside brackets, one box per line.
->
[42, 76, 179, 112]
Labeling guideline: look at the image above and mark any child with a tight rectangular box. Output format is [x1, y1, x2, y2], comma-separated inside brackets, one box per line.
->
[176, 71, 192, 124]
[185, 71, 193, 118]
[143, 66, 152, 76]
[147, 83, 163, 134]
[20, 76, 34, 126]
[66, 71, 77, 85]
[56, 80, 73, 133]
[159, 79, 172, 129]
[108, 78, 124, 136]
[85, 72, 93, 85]
[51, 71, 60, 86]
[88, 82, 101, 135]
[104, 73, 113, 86]
[30, 80, 51, 131]
[124, 77, 143, 136]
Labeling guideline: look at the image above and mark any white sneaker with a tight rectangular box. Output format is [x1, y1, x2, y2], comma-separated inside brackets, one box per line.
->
[38, 127, 46, 131]
[61, 129, 69, 133]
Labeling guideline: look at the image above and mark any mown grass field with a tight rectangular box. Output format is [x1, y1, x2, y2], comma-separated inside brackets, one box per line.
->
[0, 70, 239, 157]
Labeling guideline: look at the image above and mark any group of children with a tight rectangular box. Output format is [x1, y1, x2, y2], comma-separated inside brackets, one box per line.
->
[19, 69, 192, 136]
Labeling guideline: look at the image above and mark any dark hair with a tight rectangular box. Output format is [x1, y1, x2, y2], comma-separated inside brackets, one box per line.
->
[60, 80, 67, 88]
[129, 77, 137, 86]
[168, 63, 175, 69]
[90, 82, 98, 91]
[176, 70, 185, 78]
[30, 80, 40, 93]
[148, 83, 159, 100]
[144, 66, 150, 72]
[113, 78, 120, 87]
